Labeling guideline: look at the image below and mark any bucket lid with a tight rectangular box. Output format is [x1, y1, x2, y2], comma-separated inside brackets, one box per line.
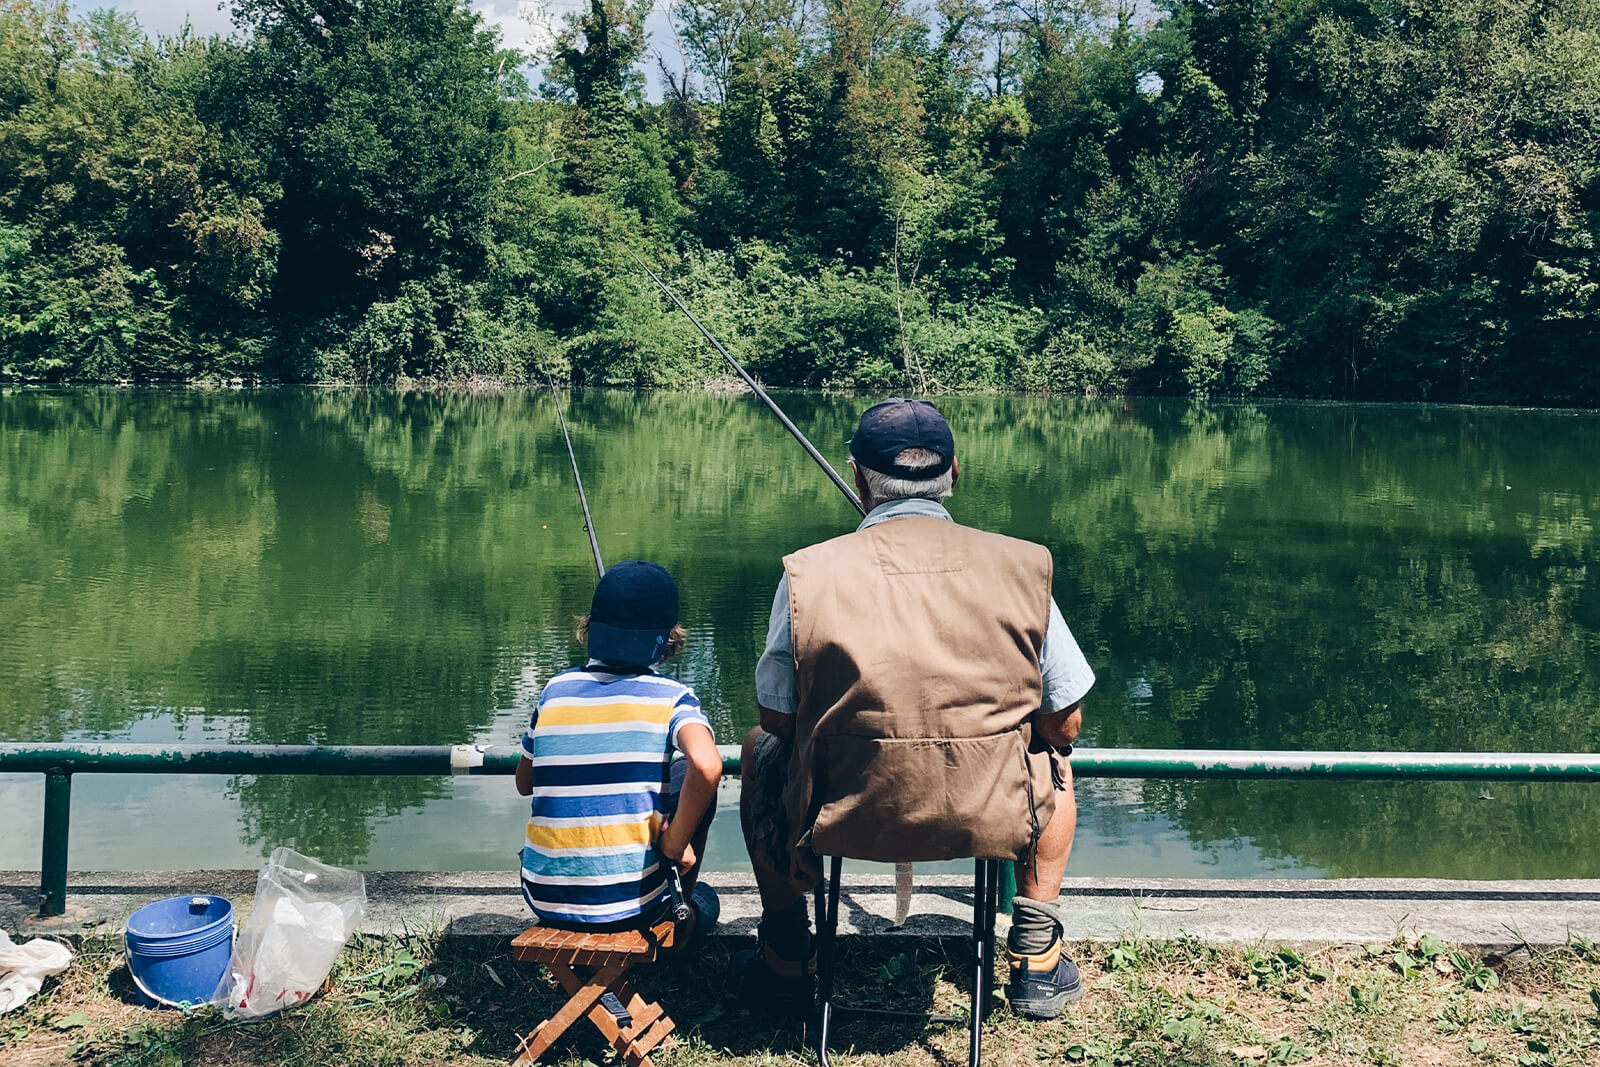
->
[125, 894, 234, 955]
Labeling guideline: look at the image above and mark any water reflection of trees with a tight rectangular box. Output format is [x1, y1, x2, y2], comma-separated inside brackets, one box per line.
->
[2, 391, 1598, 874]
[988, 399, 1600, 876]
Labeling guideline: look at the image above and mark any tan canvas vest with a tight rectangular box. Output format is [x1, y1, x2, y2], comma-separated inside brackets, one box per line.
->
[780, 514, 1059, 880]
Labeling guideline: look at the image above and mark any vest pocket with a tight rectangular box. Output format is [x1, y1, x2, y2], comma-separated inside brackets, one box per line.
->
[806, 731, 1039, 862]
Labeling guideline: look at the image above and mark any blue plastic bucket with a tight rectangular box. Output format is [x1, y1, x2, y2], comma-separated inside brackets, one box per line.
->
[125, 895, 234, 1009]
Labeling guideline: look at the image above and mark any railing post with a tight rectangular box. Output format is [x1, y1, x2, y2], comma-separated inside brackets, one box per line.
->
[39, 768, 71, 917]
[1000, 862, 1017, 915]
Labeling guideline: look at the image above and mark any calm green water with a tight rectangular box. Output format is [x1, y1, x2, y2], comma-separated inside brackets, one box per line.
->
[3, 389, 1599, 879]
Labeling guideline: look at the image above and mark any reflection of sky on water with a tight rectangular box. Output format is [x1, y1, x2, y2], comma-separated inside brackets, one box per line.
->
[1070, 779, 1321, 879]
[1126, 674, 1154, 715]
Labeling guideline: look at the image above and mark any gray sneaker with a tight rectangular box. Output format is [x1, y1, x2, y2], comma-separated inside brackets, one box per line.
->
[1005, 940, 1084, 1019]
[730, 941, 816, 1017]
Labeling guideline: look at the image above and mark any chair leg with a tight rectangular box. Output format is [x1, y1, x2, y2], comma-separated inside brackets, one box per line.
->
[521, 962, 676, 1067]
[817, 855, 843, 1067]
[810, 856, 999, 1067]
[513, 959, 630, 1066]
[983, 859, 1001, 1022]
[969, 860, 989, 1067]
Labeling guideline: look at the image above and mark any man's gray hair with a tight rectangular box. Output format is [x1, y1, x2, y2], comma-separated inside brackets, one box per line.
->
[857, 447, 955, 502]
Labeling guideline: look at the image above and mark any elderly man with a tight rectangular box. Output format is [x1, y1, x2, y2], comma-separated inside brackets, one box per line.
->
[735, 398, 1095, 1020]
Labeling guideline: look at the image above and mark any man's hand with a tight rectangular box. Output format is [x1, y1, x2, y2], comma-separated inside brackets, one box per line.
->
[657, 819, 697, 873]
[1034, 701, 1083, 750]
[758, 704, 795, 742]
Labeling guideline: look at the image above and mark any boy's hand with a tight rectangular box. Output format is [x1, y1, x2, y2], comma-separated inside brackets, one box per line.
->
[658, 820, 696, 873]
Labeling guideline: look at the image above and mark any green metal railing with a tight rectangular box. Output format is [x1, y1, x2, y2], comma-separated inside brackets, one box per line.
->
[5, 742, 1600, 917]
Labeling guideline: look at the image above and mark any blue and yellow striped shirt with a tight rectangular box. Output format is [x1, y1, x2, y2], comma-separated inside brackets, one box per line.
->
[519, 664, 709, 925]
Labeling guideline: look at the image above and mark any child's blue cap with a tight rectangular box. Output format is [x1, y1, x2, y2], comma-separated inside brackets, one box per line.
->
[587, 561, 679, 666]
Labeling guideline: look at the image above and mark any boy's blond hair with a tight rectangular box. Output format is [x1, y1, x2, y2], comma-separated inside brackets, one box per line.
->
[574, 615, 688, 661]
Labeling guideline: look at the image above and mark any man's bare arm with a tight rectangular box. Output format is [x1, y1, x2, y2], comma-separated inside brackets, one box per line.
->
[759, 704, 795, 743]
[514, 754, 534, 796]
[1033, 701, 1082, 749]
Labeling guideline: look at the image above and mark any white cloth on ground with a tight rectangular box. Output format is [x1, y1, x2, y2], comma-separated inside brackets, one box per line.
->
[0, 930, 73, 1014]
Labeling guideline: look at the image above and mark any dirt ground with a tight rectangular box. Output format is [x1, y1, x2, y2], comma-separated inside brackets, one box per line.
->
[3, 931, 1598, 1066]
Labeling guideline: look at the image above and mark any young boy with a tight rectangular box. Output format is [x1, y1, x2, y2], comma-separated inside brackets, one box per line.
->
[515, 560, 722, 941]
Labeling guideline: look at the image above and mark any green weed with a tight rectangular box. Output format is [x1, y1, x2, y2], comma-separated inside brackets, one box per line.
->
[1267, 1035, 1314, 1064]
[3, 930, 1599, 1067]
[1569, 932, 1600, 964]
[1243, 945, 1330, 1001]
[1450, 950, 1501, 992]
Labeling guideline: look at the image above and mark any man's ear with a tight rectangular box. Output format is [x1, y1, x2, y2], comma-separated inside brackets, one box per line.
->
[852, 460, 872, 511]
[950, 455, 960, 488]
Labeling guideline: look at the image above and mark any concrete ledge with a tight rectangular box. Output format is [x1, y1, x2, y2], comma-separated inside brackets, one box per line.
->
[4, 870, 1597, 949]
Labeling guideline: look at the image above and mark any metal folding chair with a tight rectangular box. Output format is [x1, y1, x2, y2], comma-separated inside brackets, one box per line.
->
[813, 855, 1003, 1067]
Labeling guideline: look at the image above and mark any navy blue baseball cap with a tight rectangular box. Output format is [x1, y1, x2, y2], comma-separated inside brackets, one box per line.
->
[586, 561, 679, 666]
[848, 399, 956, 478]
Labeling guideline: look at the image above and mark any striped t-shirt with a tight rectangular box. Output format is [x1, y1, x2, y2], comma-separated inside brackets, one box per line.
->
[519, 663, 711, 925]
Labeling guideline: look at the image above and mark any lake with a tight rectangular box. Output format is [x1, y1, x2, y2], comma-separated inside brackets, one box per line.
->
[2, 389, 1598, 879]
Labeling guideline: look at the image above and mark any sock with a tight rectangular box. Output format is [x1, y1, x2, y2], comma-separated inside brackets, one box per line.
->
[1008, 895, 1062, 956]
[758, 898, 811, 961]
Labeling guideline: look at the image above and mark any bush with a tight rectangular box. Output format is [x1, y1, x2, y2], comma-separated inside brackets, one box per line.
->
[754, 267, 902, 387]
[1015, 327, 1119, 395]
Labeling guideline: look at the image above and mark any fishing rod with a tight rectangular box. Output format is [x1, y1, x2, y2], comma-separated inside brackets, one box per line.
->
[631, 255, 932, 929]
[629, 252, 867, 518]
[543, 371, 605, 578]
[541, 368, 693, 926]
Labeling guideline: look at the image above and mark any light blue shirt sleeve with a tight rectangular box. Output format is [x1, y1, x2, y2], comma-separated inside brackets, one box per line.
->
[668, 687, 714, 749]
[1040, 598, 1095, 713]
[753, 574, 800, 714]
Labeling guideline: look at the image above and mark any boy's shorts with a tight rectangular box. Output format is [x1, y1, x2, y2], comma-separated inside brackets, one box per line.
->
[521, 755, 715, 930]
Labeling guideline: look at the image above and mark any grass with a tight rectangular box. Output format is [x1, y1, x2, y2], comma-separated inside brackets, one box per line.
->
[2, 930, 1598, 1067]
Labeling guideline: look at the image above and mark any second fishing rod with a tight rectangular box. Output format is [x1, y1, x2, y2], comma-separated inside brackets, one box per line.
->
[629, 253, 867, 520]
[630, 259, 934, 959]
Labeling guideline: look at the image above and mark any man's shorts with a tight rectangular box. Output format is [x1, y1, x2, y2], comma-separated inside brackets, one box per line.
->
[743, 727, 1073, 891]
[744, 729, 823, 890]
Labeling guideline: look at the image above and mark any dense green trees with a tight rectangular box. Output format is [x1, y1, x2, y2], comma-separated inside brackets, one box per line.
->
[0, 0, 1596, 401]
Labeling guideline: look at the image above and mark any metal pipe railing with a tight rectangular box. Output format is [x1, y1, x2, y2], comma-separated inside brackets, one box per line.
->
[6, 742, 1600, 916]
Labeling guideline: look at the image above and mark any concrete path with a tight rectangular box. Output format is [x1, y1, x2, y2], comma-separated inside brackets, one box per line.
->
[5, 870, 1598, 949]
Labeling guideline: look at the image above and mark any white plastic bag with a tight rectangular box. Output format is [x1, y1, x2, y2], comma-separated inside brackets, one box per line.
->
[0, 930, 72, 1014]
[213, 848, 365, 1020]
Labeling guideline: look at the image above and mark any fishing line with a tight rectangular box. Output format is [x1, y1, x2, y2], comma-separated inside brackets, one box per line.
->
[629, 252, 867, 518]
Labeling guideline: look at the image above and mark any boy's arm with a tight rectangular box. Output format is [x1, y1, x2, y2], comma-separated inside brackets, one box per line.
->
[517, 705, 540, 796]
[658, 722, 721, 869]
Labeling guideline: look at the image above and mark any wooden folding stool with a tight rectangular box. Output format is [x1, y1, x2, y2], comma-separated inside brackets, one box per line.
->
[509, 919, 679, 1067]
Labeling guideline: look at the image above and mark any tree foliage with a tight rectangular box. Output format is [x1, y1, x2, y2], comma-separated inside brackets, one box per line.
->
[0, 0, 1596, 402]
